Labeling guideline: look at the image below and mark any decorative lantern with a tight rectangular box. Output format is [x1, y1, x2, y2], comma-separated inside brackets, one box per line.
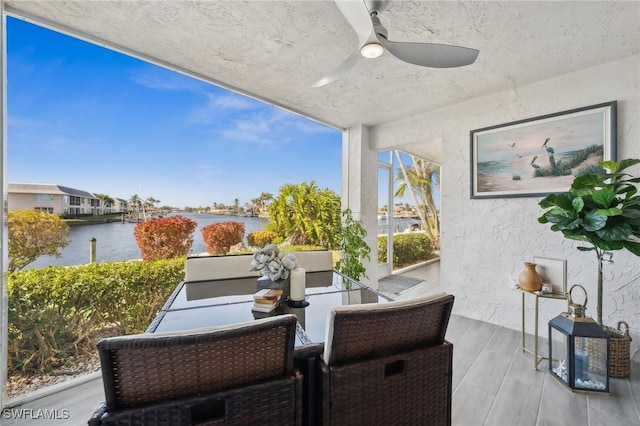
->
[548, 285, 609, 393]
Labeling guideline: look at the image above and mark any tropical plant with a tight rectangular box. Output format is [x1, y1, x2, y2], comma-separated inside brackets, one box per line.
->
[7, 210, 71, 272]
[377, 233, 435, 269]
[248, 230, 278, 248]
[94, 193, 115, 213]
[335, 209, 371, 281]
[145, 196, 161, 211]
[128, 194, 142, 213]
[7, 258, 184, 373]
[394, 151, 441, 249]
[538, 158, 640, 324]
[201, 221, 245, 254]
[134, 215, 197, 260]
[267, 182, 341, 247]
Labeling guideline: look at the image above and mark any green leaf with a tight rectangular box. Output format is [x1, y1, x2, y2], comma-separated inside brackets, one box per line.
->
[614, 158, 640, 172]
[619, 185, 638, 198]
[592, 188, 616, 208]
[572, 197, 584, 213]
[599, 160, 620, 173]
[577, 246, 596, 251]
[572, 174, 604, 190]
[538, 194, 558, 209]
[554, 193, 575, 211]
[596, 207, 622, 216]
[595, 222, 632, 241]
[621, 208, 640, 219]
[583, 210, 607, 232]
[623, 240, 640, 256]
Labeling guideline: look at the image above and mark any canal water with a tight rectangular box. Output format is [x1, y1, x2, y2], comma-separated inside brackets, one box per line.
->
[26, 214, 420, 269]
[27, 213, 269, 269]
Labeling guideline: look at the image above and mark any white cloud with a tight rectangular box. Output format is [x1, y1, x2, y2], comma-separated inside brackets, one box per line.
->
[189, 93, 258, 124]
[129, 66, 203, 92]
[215, 108, 333, 145]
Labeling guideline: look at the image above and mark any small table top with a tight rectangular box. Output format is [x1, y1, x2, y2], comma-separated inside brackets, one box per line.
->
[146, 271, 390, 349]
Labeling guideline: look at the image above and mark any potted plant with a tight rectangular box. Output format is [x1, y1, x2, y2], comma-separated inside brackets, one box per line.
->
[335, 209, 371, 281]
[538, 158, 640, 325]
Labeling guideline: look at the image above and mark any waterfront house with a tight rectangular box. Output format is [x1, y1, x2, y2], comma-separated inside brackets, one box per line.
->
[1, 1, 639, 423]
[8, 183, 98, 216]
[113, 198, 128, 214]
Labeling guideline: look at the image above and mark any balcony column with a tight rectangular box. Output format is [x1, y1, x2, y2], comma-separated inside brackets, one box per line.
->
[341, 124, 378, 288]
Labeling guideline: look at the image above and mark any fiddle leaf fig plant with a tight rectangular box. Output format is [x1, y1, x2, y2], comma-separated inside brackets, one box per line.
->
[538, 158, 640, 324]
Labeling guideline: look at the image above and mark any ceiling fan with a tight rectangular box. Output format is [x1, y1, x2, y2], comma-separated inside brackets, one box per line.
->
[313, 0, 479, 87]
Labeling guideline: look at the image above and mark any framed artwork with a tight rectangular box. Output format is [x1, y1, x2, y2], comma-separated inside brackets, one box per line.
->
[533, 256, 567, 297]
[470, 101, 617, 198]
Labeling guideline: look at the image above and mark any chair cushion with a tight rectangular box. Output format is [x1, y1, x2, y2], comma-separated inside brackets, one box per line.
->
[323, 292, 454, 365]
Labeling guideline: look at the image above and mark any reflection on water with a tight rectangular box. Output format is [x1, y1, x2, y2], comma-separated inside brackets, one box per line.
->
[27, 213, 268, 269]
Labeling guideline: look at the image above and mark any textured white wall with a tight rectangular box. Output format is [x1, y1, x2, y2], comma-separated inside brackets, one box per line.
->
[371, 56, 640, 353]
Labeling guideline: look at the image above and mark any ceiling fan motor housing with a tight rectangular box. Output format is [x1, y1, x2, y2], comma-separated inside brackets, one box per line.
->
[370, 14, 388, 39]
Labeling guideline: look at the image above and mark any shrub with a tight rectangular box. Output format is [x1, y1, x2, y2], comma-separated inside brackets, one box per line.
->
[8, 210, 70, 272]
[247, 230, 277, 248]
[335, 209, 371, 281]
[377, 233, 435, 269]
[134, 215, 197, 260]
[7, 258, 184, 373]
[202, 221, 245, 254]
[267, 182, 341, 247]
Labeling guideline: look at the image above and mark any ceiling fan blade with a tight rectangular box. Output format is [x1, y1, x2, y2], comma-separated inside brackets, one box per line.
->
[313, 49, 363, 87]
[381, 38, 479, 68]
[334, 0, 377, 47]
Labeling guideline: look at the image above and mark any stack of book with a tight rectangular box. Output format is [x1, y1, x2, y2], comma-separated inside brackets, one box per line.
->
[252, 289, 283, 313]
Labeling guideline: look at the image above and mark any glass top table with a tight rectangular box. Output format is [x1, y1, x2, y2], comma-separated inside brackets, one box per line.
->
[146, 271, 390, 349]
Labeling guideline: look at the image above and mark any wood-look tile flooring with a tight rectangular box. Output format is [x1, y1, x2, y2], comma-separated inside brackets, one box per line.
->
[6, 262, 640, 425]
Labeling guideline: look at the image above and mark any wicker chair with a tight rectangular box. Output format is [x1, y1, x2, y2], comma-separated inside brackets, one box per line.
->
[320, 293, 455, 426]
[89, 314, 302, 425]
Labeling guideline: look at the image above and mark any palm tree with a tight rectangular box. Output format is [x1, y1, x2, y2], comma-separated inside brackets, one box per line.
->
[128, 194, 142, 214]
[394, 151, 441, 249]
[145, 197, 160, 212]
[94, 193, 115, 214]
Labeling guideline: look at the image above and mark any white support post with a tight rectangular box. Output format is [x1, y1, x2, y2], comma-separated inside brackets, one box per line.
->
[341, 124, 378, 288]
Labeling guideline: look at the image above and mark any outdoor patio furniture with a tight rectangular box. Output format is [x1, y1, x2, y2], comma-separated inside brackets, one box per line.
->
[88, 314, 302, 425]
[319, 293, 455, 425]
[184, 250, 333, 282]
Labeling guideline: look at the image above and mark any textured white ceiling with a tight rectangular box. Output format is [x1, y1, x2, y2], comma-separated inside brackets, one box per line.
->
[5, 0, 640, 133]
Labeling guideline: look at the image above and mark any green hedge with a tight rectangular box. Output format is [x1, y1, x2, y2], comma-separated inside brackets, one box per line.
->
[7, 258, 185, 374]
[377, 233, 435, 268]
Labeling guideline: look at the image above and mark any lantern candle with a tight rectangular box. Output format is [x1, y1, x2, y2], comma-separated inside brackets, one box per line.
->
[290, 267, 306, 302]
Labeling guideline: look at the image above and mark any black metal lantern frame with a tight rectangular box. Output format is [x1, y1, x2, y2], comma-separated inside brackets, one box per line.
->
[548, 313, 609, 393]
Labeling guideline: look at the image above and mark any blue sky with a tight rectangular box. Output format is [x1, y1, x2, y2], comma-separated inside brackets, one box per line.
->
[7, 17, 342, 208]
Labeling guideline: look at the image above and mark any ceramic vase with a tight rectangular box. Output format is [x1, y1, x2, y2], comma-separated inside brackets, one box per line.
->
[518, 262, 543, 292]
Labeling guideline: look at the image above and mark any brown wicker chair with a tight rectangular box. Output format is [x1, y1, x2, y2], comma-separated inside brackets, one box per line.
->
[89, 314, 302, 425]
[319, 293, 455, 426]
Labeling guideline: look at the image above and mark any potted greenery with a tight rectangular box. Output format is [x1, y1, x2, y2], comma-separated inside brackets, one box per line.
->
[538, 158, 640, 325]
[335, 209, 371, 281]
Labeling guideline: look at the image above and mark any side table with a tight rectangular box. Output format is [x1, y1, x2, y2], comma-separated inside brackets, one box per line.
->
[520, 289, 566, 370]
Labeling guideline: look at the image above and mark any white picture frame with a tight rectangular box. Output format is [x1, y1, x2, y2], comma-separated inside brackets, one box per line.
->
[533, 256, 567, 298]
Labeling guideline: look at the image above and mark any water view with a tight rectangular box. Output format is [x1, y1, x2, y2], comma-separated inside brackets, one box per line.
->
[27, 213, 420, 269]
[27, 213, 269, 269]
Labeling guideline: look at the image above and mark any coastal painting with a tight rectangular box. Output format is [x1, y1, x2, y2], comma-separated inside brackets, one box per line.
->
[470, 101, 616, 198]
